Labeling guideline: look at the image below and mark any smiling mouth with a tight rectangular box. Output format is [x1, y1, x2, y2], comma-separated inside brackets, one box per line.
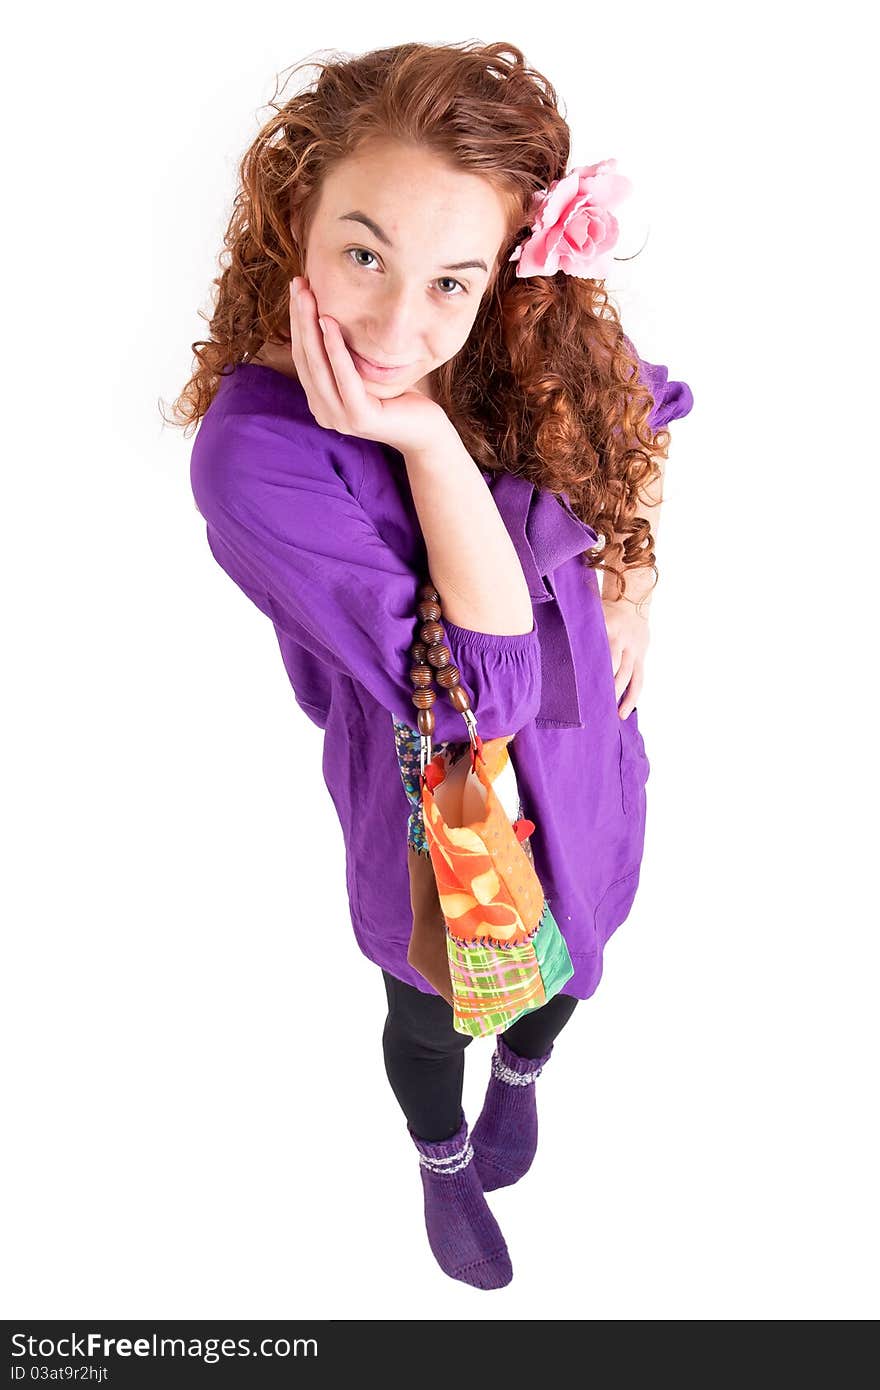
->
[348, 344, 412, 370]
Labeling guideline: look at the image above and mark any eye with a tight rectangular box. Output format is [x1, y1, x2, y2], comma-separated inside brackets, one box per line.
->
[345, 248, 466, 298]
[435, 276, 466, 298]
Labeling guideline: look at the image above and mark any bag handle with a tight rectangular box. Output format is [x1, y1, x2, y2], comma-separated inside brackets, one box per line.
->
[407, 582, 482, 781]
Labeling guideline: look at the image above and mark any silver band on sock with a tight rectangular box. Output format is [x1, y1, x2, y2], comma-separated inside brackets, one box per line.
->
[417, 1138, 474, 1175]
[492, 1051, 544, 1086]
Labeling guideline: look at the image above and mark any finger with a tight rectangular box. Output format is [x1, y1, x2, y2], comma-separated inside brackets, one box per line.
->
[295, 283, 344, 414]
[609, 640, 623, 683]
[318, 315, 369, 410]
[618, 678, 633, 717]
[614, 658, 634, 708]
[619, 667, 643, 719]
[287, 281, 312, 391]
[288, 279, 332, 403]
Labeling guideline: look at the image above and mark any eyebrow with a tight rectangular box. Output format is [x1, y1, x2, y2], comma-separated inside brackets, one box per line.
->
[338, 211, 488, 272]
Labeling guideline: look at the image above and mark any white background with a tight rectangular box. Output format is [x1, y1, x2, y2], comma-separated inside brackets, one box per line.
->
[4, 0, 876, 1322]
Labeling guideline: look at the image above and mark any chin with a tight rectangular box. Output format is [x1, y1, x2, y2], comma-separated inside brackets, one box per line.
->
[362, 377, 414, 397]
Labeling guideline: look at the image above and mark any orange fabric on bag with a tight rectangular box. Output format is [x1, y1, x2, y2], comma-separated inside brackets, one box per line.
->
[420, 736, 545, 947]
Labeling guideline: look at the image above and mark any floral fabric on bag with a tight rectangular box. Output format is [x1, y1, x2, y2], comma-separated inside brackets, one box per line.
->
[392, 717, 474, 855]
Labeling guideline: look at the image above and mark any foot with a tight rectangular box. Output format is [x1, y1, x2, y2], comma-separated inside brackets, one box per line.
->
[409, 1111, 513, 1288]
[471, 1036, 552, 1191]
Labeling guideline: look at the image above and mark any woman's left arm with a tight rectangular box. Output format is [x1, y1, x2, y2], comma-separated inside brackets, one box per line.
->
[601, 451, 664, 720]
[602, 342, 694, 718]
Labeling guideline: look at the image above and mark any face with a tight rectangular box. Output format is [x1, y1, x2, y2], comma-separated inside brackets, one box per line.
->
[295, 138, 511, 399]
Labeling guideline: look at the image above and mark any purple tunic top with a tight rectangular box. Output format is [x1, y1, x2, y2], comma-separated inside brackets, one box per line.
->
[189, 352, 693, 999]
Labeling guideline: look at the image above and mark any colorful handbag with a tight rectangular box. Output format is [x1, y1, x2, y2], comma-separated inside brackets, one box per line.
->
[393, 580, 574, 1039]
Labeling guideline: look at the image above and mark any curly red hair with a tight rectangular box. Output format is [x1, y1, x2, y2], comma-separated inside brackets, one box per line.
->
[165, 39, 673, 601]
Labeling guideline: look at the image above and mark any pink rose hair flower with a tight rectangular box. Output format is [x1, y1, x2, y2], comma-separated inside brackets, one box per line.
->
[509, 158, 633, 280]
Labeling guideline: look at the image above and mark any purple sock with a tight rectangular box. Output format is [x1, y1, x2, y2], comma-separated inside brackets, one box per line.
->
[408, 1109, 513, 1289]
[471, 1035, 553, 1192]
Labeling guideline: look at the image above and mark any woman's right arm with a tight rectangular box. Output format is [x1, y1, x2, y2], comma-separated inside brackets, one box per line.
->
[403, 419, 534, 638]
[190, 406, 543, 742]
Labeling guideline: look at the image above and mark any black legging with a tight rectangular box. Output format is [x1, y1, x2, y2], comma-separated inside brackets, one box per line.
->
[381, 968, 579, 1143]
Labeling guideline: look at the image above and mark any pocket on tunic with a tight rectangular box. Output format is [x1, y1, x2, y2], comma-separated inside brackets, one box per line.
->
[618, 713, 651, 816]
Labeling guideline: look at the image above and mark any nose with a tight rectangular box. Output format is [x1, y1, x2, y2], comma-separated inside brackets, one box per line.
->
[366, 282, 425, 361]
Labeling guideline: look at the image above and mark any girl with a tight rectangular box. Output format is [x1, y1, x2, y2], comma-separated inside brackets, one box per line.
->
[173, 39, 694, 1290]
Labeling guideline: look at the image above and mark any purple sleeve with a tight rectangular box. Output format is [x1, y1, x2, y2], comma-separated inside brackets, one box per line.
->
[190, 409, 542, 743]
[622, 333, 695, 431]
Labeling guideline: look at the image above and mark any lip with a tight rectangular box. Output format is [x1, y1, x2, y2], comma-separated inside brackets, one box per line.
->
[348, 346, 413, 381]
